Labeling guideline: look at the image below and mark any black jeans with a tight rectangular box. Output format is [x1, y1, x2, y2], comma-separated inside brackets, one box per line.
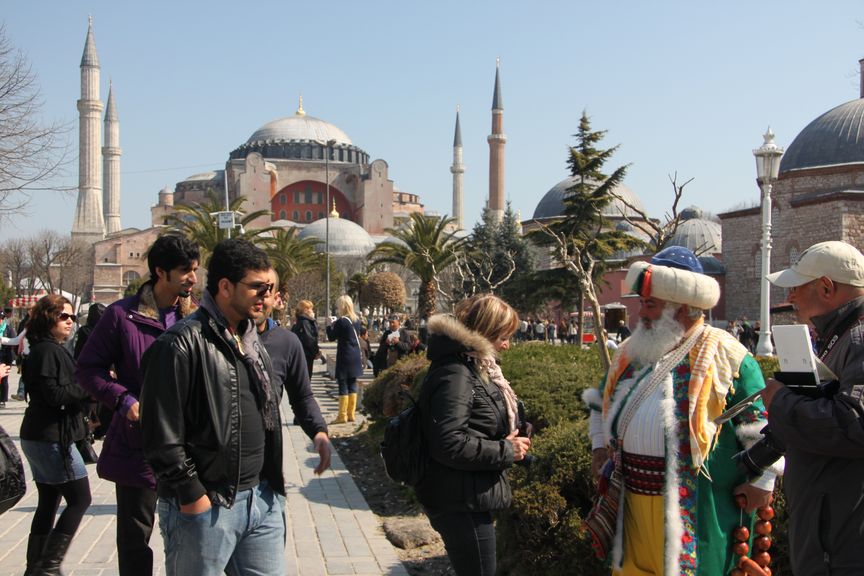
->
[426, 509, 496, 576]
[116, 484, 158, 576]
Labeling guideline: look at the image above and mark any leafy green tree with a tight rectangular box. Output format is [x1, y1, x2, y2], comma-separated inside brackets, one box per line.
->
[262, 227, 322, 294]
[165, 189, 273, 263]
[363, 271, 406, 311]
[531, 111, 643, 368]
[369, 213, 466, 319]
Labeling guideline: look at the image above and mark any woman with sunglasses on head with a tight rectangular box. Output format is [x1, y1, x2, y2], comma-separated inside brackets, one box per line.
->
[19, 295, 92, 576]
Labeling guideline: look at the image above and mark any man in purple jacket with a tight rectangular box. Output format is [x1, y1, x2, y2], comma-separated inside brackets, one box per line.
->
[76, 234, 199, 576]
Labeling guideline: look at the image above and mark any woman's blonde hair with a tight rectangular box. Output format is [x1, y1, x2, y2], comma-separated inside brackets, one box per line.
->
[295, 300, 314, 318]
[336, 294, 358, 321]
[454, 293, 519, 344]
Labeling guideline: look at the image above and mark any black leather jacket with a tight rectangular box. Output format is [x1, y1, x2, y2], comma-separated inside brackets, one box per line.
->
[415, 314, 514, 513]
[140, 307, 284, 508]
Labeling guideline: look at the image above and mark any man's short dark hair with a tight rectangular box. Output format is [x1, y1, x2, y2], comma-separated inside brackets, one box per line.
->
[206, 238, 271, 296]
[148, 234, 200, 280]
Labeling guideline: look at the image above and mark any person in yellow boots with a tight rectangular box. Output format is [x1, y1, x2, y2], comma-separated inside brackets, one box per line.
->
[326, 295, 364, 424]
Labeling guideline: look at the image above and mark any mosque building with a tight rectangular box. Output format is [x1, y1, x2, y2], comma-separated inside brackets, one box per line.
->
[720, 58, 864, 321]
[73, 19, 506, 305]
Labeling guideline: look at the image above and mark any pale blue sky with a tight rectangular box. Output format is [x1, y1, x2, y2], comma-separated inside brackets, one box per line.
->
[2, 1, 863, 241]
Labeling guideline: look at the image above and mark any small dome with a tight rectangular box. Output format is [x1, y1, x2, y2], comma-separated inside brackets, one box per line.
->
[246, 113, 352, 146]
[780, 98, 864, 173]
[532, 176, 644, 220]
[297, 217, 374, 257]
[679, 205, 718, 222]
[669, 216, 722, 254]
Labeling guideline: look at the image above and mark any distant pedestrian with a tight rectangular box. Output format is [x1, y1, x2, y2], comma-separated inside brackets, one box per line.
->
[616, 319, 632, 343]
[291, 300, 321, 380]
[326, 295, 364, 424]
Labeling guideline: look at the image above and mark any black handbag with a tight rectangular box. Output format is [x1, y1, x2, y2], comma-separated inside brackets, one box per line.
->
[0, 424, 26, 515]
[75, 435, 98, 465]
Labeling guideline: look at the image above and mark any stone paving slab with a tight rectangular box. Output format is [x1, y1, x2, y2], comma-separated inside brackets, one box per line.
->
[0, 347, 407, 575]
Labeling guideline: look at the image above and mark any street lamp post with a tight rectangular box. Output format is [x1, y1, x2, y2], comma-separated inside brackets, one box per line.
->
[753, 127, 784, 356]
[324, 139, 337, 316]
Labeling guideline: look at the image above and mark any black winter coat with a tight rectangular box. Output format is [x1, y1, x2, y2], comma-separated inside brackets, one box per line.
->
[415, 314, 514, 513]
[291, 314, 320, 361]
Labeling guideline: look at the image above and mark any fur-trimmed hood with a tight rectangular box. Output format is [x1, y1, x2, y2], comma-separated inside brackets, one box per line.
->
[426, 314, 497, 362]
[136, 282, 196, 321]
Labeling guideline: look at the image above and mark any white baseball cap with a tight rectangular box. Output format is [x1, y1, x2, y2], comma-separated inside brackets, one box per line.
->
[766, 241, 864, 288]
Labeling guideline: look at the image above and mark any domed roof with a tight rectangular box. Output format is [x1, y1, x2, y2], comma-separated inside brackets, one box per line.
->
[780, 98, 864, 173]
[668, 208, 722, 254]
[183, 170, 223, 182]
[246, 109, 352, 147]
[532, 176, 645, 220]
[297, 216, 374, 257]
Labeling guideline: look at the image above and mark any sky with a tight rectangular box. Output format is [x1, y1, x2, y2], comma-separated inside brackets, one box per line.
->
[1, 1, 863, 242]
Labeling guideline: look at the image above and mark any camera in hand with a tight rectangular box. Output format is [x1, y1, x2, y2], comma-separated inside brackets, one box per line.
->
[734, 424, 785, 479]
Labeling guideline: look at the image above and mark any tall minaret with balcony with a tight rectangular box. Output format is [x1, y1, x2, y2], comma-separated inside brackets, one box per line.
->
[487, 59, 506, 223]
[71, 17, 105, 244]
[450, 106, 465, 229]
[102, 81, 122, 234]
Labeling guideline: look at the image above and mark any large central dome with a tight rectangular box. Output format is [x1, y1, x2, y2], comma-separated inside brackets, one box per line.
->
[780, 98, 864, 173]
[246, 107, 352, 147]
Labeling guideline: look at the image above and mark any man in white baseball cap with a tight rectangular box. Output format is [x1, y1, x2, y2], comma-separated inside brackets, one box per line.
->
[762, 239, 864, 575]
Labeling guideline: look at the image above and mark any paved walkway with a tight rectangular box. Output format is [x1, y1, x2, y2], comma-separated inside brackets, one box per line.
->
[0, 343, 407, 576]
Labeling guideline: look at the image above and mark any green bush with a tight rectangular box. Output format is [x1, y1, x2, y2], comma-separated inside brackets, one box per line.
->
[361, 354, 430, 419]
[502, 344, 605, 431]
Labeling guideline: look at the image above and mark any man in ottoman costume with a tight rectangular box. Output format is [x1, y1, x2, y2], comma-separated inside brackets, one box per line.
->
[583, 246, 782, 576]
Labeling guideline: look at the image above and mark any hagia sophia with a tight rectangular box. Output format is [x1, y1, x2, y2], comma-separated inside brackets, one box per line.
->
[68, 19, 864, 326]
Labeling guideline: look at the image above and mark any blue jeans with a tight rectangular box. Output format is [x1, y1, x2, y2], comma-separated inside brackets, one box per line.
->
[337, 377, 357, 396]
[157, 482, 285, 576]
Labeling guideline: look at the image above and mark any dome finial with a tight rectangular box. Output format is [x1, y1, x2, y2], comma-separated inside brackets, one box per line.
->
[330, 199, 339, 218]
[296, 94, 305, 116]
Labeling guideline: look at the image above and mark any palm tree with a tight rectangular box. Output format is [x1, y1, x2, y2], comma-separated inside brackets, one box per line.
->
[263, 227, 322, 294]
[369, 213, 466, 318]
[164, 189, 273, 263]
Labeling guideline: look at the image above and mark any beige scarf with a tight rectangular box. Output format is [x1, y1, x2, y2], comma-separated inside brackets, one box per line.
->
[468, 354, 519, 433]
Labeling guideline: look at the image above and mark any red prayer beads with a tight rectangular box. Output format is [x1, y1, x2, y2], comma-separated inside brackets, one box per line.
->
[731, 495, 773, 576]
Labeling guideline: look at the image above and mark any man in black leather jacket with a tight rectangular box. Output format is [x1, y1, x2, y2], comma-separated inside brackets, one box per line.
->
[140, 239, 285, 576]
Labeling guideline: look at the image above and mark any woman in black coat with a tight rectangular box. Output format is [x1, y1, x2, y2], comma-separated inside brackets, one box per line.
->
[325, 295, 363, 423]
[416, 294, 530, 576]
[19, 295, 93, 575]
[291, 299, 320, 379]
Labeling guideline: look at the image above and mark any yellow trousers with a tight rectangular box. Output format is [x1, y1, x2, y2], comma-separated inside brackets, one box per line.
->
[612, 492, 665, 576]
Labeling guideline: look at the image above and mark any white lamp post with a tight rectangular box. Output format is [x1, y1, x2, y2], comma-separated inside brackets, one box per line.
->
[324, 139, 337, 316]
[753, 127, 784, 356]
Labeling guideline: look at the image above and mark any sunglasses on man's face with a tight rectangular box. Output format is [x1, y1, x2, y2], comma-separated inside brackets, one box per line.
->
[238, 281, 275, 297]
[58, 313, 78, 322]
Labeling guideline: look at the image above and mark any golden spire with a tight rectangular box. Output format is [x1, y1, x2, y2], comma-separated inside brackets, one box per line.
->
[330, 199, 339, 218]
[296, 94, 305, 116]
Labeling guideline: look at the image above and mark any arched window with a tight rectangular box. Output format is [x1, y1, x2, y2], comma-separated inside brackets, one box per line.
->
[318, 192, 323, 204]
[305, 210, 313, 222]
[279, 194, 286, 204]
[123, 270, 141, 286]
[318, 211, 325, 219]
[279, 210, 287, 220]
[292, 211, 299, 221]
[294, 191, 300, 204]
[304, 189, 313, 204]
[789, 247, 800, 266]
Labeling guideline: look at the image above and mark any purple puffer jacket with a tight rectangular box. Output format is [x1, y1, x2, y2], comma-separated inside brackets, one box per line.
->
[76, 284, 196, 489]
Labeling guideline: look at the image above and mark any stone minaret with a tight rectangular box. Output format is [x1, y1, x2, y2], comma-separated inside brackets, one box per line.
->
[487, 59, 506, 222]
[102, 81, 121, 234]
[71, 17, 105, 244]
[450, 106, 465, 229]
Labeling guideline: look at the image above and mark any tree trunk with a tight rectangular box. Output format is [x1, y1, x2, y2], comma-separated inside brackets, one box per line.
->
[419, 280, 437, 319]
[583, 282, 611, 371]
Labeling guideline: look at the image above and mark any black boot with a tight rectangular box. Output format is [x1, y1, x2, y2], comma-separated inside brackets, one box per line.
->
[23, 533, 48, 576]
[31, 531, 72, 576]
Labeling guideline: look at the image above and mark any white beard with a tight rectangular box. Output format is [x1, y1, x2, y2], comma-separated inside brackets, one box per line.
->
[626, 306, 686, 366]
